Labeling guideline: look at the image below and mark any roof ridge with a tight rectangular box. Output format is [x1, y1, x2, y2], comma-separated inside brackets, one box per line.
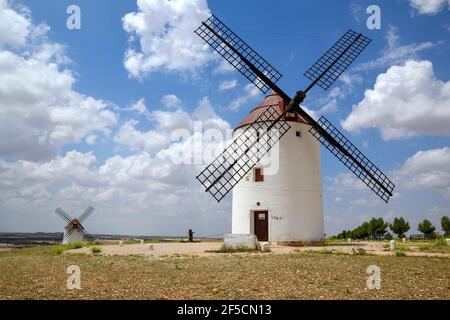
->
[235, 92, 307, 130]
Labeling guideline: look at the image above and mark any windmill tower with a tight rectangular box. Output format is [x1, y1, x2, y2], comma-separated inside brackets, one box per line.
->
[55, 207, 95, 244]
[231, 92, 323, 244]
[195, 15, 395, 244]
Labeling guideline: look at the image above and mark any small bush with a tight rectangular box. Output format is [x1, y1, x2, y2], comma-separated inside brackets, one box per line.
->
[395, 249, 406, 257]
[312, 249, 334, 255]
[51, 242, 84, 255]
[90, 246, 102, 254]
[298, 249, 344, 255]
[67, 242, 84, 249]
[434, 238, 447, 247]
[352, 247, 367, 255]
[416, 239, 450, 253]
[208, 245, 260, 253]
[53, 248, 64, 255]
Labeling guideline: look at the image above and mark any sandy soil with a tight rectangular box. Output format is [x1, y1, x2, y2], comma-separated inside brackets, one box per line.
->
[69, 242, 223, 257]
[67, 241, 450, 258]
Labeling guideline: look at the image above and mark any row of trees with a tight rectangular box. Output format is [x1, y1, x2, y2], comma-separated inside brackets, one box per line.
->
[336, 216, 450, 240]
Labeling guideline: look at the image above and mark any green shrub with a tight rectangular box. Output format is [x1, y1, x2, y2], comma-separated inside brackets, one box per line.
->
[90, 246, 101, 254]
[352, 247, 367, 255]
[208, 245, 260, 253]
[314, 249, 334, 254]
[50, 242, 84, 255]
[299, 249, 344, 255]
[395, 249, 406, 257]
[434, 238, 447, 246]
[53, 247, 64, 255]
[67, 241, 84, 249]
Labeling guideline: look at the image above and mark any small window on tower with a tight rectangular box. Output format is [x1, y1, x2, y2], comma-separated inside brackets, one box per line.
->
[254, 167, 264, 182]
[256, 130, 260, 142]
[296, 131, 301, 137]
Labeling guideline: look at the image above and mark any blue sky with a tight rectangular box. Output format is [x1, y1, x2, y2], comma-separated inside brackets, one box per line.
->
[0, 0, 449, 237]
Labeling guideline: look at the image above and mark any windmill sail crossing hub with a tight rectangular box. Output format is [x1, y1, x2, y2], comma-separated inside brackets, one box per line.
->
[195, 14, 395, 205]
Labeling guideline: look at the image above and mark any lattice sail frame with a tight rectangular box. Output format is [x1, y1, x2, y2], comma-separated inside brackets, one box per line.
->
[309, 116, 395, 202]
[56, 207, 95, 242]
[196, 106, 291, 202]
[78, 228, 94, 242]
[78, 206, 94, 223]
[194, 15, 394, 203]
[304, 30, 371, 91]
[55, 207, 71, 223]
[195, 15, 283, 94]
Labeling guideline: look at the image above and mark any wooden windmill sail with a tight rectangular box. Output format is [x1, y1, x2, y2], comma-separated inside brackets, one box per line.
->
[193, 15, 395, 244]
[195, 15, 395, 203]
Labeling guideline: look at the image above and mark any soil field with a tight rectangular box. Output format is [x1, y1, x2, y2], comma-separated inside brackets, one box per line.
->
[0, 243, 448, 300]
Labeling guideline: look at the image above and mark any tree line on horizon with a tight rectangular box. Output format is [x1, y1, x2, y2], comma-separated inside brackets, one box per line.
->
[333, 216, 450, 240]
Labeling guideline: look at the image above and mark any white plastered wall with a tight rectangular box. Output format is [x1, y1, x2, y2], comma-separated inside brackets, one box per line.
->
[231, 122, 324, 242]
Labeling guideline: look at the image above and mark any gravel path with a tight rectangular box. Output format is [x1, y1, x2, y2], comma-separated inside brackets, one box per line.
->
[69, 242, 223, 257]
[67, 241, 449, 258]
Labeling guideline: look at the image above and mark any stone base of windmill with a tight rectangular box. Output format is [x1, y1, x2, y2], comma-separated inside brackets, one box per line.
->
[223, 234, 262, 251]
[223, 234, 326, 251]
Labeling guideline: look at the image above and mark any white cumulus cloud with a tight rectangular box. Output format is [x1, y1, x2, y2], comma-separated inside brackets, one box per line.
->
[228, 84, 261, 111]
[218, 80, 237, 91]
[122, 0, 213, 78]
[0, 50, 117, 161]
[113, 120, 168, 153]
[342, 60, 450, 140]
[355, 26, 434, 71]
[396, 147, 450, 198]
[130, 98, 148, 115]
[114, 96, 230, 153]
[0, 0, 31, 48]
[0, 0, 233, 236]
[161, 94, 182, 110]
[0, 1, 117, 161]
[409, 0, 450, 15]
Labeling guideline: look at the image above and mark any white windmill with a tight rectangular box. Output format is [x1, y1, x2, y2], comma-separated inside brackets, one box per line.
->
[230, 92, 324, 244]
[195, 15, 395, 245]
[55, 207, 95, 244]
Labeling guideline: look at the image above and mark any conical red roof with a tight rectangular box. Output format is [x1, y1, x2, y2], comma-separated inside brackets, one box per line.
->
[65, 218, 84, 230]
[235, 91, 308, 130]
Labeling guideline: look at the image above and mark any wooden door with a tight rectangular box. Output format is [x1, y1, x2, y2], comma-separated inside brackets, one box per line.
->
[254, 167, 264, 182]
[254, 211, 268, 241]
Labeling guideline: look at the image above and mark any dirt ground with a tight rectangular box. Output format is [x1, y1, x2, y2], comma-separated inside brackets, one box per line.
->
[70, 242, 223, 257]
[1, 244, 448, 299]
[67, 241, 450, 258]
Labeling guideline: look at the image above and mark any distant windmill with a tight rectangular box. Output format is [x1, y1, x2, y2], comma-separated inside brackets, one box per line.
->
[55, 207, 95, 244]
[194, 15, 395, 244]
